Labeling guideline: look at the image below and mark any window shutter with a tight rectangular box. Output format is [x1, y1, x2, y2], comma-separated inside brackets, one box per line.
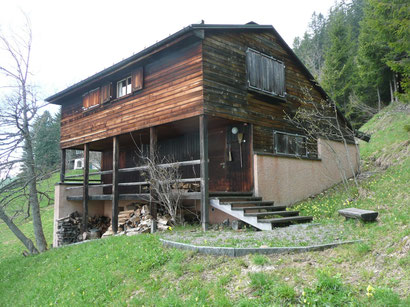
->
[89, 88, 100, 107]
[246, 49, 285, 98]
[82, 93, 90, 109]
[100, 83, 112, 103]
[132, 67, 143, 92]
[83, 88, 100, 109]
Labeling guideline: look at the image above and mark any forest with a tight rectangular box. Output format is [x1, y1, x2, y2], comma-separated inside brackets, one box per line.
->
[293, 0, 409, 127]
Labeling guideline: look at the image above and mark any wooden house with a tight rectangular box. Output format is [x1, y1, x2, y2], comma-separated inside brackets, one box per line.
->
[47, 23, 359, 244]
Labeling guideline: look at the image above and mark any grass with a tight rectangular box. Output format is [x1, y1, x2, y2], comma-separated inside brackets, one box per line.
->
[0, 103, 409, 306]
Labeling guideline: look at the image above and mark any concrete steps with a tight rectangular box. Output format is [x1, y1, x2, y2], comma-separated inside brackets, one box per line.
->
[210, 195, 313, 230]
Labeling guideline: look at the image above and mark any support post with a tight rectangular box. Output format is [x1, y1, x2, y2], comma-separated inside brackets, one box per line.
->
[112, 136, 119, 234]
[149, 127, 158, 233]
[60, 149, 66, 183]
[82, 143, 89, 233]
[199, 115, 209, 231]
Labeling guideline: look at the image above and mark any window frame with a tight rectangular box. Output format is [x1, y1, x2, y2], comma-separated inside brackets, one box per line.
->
[116, 76, 132, 98]
[273, 131, 308, 158]
[246, 48, 286, 99]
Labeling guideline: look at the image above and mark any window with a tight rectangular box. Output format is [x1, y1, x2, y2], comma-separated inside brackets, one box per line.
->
[82, 87, 100, 109]
[116, 67, 143, 99]
[246, 48, 286, 98]
[274, 131, 307, 157]
[117, 76, 132, 98]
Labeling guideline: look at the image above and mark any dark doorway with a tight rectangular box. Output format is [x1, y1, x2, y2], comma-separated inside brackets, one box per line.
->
[209, 123, 252, 192]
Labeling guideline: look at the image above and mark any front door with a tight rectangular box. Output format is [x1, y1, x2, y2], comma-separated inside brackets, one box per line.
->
[209, 123, 252, 192]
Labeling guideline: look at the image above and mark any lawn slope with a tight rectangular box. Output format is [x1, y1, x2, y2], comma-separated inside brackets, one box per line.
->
[0, 103, 409, 306]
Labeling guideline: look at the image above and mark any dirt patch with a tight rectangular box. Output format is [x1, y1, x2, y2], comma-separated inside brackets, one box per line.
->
[375, 140, 410, 170]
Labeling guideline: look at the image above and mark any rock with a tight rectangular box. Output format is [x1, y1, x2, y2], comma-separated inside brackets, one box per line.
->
[231, 220, 244, 231]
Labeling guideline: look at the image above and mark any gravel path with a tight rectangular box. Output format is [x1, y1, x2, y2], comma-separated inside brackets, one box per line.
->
[160, 223, 357, 248]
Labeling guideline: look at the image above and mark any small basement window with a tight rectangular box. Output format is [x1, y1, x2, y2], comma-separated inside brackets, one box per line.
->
[117, 76, 132, 98]
[274, 131, 307, 157]
[246, 48, 286, 98]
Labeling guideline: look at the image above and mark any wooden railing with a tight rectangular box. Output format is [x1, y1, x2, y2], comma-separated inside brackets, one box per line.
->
[64, 159, 201, 190]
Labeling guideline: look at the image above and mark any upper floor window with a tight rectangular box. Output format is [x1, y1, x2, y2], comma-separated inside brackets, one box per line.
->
[82, 87, 100, 109]
[274, 131, 307, 157]
[246, 48, 286, 98]
[116, 67, 144, 98]
[117, 76, 132, 98]
[82, 67, 143, 110]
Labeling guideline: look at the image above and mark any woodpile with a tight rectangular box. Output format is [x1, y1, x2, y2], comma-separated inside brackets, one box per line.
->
[56, 211, 110, 246]
[173, 182, 200, 192]
[102, 204, 171, 237]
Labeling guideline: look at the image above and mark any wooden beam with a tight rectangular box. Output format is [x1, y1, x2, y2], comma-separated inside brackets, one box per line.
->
[82, 144, 89, 233]
[112, 136, 119, 233]
[60, 149, 66, 183]
[199, 115, 209, 231]
[150, 127, 158, 233]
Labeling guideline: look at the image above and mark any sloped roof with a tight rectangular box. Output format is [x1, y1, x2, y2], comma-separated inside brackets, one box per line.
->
[45, 22, 357, 135]
[45, 23, 273, 103]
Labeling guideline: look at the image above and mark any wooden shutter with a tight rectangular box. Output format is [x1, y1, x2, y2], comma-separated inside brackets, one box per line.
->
[246, 49, 285, 98]
[82, 88, 100, 109]
[132, 67, 143, 92]
[100, 83, 112, 103]
[82, 93, 90, 109]
[89, 88, 100, 107]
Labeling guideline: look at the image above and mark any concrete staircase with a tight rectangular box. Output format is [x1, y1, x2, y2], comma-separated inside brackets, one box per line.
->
[209, 192, 313, 231]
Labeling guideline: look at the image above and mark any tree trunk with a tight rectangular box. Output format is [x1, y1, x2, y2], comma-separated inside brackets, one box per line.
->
[393, 74, 398, 102]
[377, 87, 381, 112]
[22, 87, 48, 252]
[390, 79, 394, 103]
[0, 206, 39, 255]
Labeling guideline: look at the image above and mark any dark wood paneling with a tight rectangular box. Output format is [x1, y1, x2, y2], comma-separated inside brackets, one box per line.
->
[202, 30, 330, 152]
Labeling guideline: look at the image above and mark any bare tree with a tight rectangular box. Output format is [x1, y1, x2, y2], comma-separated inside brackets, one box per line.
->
[142, 154, 184, 225]
[285, 86, 360, 190]
[0, 15, 48, 253]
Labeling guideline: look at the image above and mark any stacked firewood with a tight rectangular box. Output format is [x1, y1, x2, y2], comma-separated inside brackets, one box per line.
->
[173, 182, 200, 192]
[56, 211, 111, 246]
[56, 212, 82, 245]
[102, 204, 171, 237]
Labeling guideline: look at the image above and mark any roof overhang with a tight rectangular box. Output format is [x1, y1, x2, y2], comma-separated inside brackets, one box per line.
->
[45, 23, 273, 104]
[45, 22, 356, 133]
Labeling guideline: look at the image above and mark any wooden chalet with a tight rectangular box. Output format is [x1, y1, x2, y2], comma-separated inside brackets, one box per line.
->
[47, 23, 359, 244]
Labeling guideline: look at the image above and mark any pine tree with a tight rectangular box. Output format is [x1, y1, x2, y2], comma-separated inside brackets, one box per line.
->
[322, 5, 356, 112]
[32, 111, 61, 173]
[359, 0, 409, 102]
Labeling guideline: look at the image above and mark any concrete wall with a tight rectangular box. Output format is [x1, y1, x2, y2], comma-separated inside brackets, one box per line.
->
[53, 184, 104, 247]
[52, 184, 148, 246]
[254, 139, 359, 206]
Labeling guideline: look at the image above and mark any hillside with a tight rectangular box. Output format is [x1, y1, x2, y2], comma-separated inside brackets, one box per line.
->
[0, 103, 409, 306]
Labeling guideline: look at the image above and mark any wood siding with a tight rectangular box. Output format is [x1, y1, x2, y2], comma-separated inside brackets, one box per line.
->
[60, 41, 204, 149]
[202, 30, 327, 153]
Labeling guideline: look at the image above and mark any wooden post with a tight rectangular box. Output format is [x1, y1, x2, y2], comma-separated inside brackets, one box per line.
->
[150, 127, 158, 233]
[112, 136, 119, 234]
[60, 149, 66, 183]
[199, 115, 209, 231]
[82, 143, 89, 233]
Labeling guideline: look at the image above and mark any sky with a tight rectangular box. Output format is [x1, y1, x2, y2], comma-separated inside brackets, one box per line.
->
[0, 0, 338, 112]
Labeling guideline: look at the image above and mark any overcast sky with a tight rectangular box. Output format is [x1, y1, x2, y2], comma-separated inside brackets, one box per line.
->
[1, 0, 338, 109]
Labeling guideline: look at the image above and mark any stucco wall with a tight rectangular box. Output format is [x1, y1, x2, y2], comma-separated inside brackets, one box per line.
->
[254, 139, 359, 206]
[53, 184, 105, 247]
